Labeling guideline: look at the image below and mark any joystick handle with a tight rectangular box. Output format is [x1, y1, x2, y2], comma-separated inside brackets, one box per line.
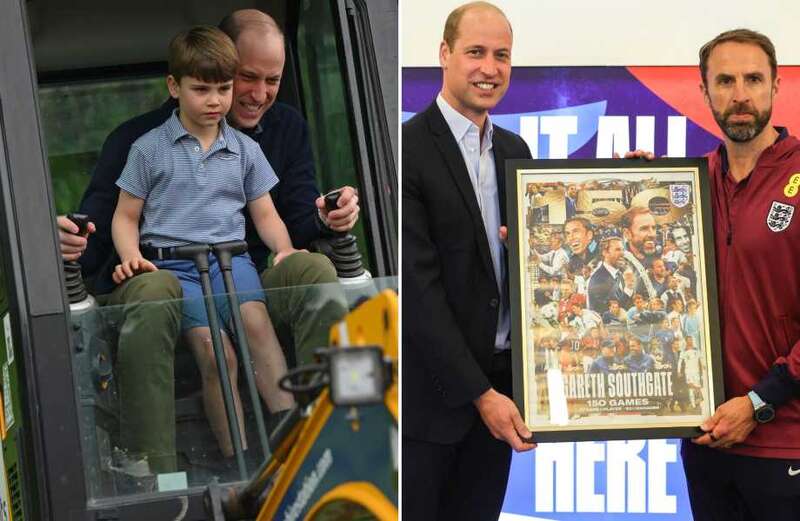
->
[324, 188, 344, 212]
[67, 213, 90, 235]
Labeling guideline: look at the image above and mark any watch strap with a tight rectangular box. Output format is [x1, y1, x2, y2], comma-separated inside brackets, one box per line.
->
[747, 390, 766, 410]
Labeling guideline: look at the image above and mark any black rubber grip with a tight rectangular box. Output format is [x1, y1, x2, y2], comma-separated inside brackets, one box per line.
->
[324, 188, 343, 212]
[67, 213, 90, 235]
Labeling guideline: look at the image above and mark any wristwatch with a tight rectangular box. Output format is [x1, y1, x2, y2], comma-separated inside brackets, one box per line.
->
[747, 390, 776, 423]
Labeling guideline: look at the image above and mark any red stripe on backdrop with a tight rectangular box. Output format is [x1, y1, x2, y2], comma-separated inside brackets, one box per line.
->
[628, 66, 800, 141]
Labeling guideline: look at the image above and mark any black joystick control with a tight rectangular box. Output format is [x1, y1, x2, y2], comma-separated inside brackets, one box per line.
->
[316, 189, 366, 279]
[64, 213, 90, 303]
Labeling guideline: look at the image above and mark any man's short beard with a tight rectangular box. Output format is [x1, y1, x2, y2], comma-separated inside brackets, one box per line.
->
[631, 240, 653, 258]
[713, 103, 772, 143]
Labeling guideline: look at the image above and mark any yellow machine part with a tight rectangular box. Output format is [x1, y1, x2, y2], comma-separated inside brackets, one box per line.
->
[329, 289, 398, 421]
[255, 289, 398, 521]
[257, 391, 336, 520]
[330, 290, 398, 360]
[304, 482, 397, 521]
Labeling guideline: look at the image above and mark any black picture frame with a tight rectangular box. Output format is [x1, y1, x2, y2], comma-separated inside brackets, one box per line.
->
[506, 158, 724, 442]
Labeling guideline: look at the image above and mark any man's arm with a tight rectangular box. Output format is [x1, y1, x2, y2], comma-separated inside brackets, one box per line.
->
[696, 340, 800, 448]
[404, 154, 533, 452]
[248, 193, 300, 265]
[751, 353, 800, 407]
[74, 131, 128, 273]
[537, 249, 568, 276]
[402, 158, 489, 405]
[265, 105, 359, 247]
[587, 276, 610, 313]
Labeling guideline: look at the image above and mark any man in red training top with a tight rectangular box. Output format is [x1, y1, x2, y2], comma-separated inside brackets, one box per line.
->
[682, 28, 800, 520]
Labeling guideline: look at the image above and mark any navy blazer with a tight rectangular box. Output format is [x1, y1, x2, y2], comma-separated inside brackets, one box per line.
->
[587, 264, 626, 313]
[402, 102, 531, 444]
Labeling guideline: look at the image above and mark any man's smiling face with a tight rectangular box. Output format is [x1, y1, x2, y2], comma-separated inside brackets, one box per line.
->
[439, 6, 512, 127]
[229, 29, 284, 129]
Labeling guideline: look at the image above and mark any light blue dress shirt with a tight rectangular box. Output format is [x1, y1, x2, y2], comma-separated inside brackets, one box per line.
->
[436, 94, 509, 351]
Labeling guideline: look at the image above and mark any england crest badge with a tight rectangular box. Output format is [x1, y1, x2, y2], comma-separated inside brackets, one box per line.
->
[669, 184, 691, 208]
[767, 201, 795, 232]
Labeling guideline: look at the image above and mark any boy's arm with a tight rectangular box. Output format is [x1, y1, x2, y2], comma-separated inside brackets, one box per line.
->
[111, 191, 157, 283]
[247, 193, 301, 265]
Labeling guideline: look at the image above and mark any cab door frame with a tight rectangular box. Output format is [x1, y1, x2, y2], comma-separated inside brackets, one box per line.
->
[0, 0, 86, 518]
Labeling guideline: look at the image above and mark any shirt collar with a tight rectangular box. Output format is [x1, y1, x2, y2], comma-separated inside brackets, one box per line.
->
[164, 109, 240, 155]
[217, 117, 241, 155]
[603, 262, 620, 277]
[164, 109, 190, 143]
[436, 93, 494, 148]
[240, 121, 264, 139]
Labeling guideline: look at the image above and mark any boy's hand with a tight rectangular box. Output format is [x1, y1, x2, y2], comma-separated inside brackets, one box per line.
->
[273, 248, 307, 266]
[112, 257, 157, 284]
[57, 215, 96, 261]
[315, 186, 359, 232]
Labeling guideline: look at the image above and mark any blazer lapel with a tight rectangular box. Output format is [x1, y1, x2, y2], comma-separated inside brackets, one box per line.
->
[492, 134, 509, 226]
[425, 103, 495, 280]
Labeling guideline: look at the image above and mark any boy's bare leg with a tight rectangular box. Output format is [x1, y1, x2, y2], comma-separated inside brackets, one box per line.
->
[185, 327, 247, 457]
[240, 301, 295, 411]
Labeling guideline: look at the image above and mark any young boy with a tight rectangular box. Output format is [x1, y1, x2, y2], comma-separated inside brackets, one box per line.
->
[111, 26, 294, 458]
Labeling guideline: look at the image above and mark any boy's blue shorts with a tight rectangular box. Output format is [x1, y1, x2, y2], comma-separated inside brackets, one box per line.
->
[154, 253, 265, 332]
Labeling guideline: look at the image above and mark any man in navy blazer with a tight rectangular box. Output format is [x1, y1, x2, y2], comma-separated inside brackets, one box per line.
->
[587, 236, 627, 313]
[402, 2, 535, 519]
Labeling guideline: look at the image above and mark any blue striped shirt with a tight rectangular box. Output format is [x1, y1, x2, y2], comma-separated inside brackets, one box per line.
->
[117, 110, 278, 247]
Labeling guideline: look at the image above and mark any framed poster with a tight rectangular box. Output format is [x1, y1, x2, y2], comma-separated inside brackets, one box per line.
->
[506, 158, 724, 442]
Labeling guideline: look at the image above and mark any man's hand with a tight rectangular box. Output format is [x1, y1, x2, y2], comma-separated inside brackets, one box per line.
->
[474, 388, 537, 452]
[112, 257, 157, 284]
[692, 395, 757, 448]
[316, 186, 359, 232]
[613, 149, 656, 160]
[273, 248, 306, 266]
[499, 226, 508, 244]
[57, 215, 96, 261]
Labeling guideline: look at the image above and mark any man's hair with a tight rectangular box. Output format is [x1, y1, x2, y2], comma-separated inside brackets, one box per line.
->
[699, 28, 777, 86]
[600, 236, 622, 254]
[670, 225, 689, 238]
[219, 9, 284, 45]
[565, 217, 593, 234]
[620, 207, 652, 231]
[442, 1, 511, 49]
[168, 26, 238, 83]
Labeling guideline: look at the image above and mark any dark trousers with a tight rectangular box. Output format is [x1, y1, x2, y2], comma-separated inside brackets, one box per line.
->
[682, 440, 800, 521]
[402, 351, 513, 521]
